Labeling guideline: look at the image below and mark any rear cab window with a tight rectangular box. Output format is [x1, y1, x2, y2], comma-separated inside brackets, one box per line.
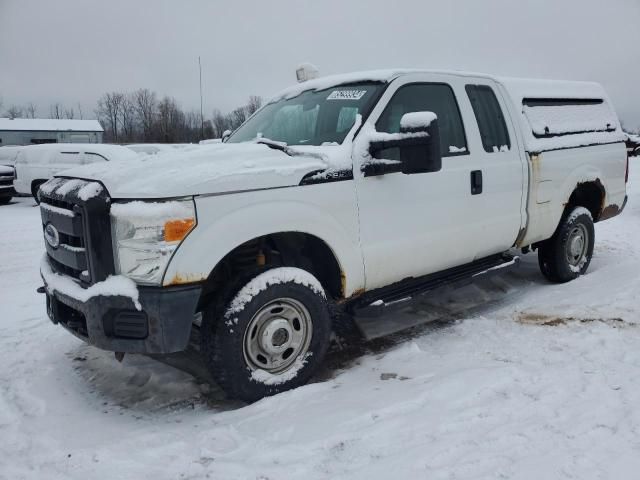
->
[465, 84, 511, 153]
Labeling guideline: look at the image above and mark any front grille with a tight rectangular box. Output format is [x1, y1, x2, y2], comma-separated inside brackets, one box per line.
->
[0, 170, 14, 187]
[39, 178, 114, 286]
[0, 176, 13, 187]
[40, 197, 88, 282]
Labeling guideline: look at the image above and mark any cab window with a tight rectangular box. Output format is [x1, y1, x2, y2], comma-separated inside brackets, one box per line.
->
[376, 83, 468, 157]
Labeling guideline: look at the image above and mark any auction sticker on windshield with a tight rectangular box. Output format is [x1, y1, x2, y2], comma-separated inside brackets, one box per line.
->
[327, 90, 367, 101]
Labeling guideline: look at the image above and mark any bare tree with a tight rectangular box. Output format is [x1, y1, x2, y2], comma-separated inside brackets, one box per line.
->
[133, 88, 157, 141]
[5, 105, 23, 119]
[64, 107, 75, 119]
[77, 103, 84, 119]
[203, 119, 214, 139]
[96, 92, 125, 142]
[25, 103, 37, 118]
[211, 109, 228, 138]
[157, 96, 184, 143]
[50, 103, 63, 119]
[246, 95, 263, 115]
[119, 94, 137, 142]
[230, 107, 247, 129]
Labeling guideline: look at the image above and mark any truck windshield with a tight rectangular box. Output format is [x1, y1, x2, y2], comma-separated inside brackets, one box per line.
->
[227, 83, 383, 146]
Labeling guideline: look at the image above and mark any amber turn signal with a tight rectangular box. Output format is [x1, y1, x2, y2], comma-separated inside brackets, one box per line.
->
[164, 218, 195, 242]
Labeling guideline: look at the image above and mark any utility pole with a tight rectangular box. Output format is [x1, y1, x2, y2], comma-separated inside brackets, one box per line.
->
[199, 56, 204, 140]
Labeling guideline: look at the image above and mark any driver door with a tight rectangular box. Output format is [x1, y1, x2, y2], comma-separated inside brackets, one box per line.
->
[352, 73, 479, 290]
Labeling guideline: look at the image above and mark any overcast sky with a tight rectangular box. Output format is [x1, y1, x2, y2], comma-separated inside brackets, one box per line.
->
[1, 0, 639, 129]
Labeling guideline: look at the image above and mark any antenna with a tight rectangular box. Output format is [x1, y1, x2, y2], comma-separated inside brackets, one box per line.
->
[199, 56, 204, 139]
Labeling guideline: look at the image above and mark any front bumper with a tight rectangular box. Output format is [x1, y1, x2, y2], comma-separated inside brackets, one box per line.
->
[0, 185, 14, 198]
[43, 275, 202, 354]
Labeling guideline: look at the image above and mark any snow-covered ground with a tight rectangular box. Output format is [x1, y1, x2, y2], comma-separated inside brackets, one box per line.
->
[1, 165, 640, 479]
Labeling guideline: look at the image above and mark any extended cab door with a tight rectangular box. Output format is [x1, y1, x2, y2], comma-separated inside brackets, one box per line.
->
[461, 81, 525, 258]
[352, 73, 481, 289]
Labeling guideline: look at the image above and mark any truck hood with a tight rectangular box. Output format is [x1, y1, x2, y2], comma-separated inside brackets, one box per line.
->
[58, 143, 330, 199]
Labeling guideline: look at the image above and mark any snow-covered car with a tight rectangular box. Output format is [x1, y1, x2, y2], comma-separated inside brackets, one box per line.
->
[125, 143, 194, 156]
[0, 145, 22, 167]
[14, 143, 139, 198]
[37, 69, 628, 402]
[0, 164, 16, 204]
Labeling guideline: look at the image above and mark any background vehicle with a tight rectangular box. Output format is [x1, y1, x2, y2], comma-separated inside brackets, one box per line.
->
[0, 165, 15, 204]
[14, 143, 138, 199]
[0, 145, 22, 167]
[125, 143, 194, 156]
[37, 69, 628, 402]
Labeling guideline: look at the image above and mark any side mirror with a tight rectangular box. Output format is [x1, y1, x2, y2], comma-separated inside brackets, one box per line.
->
[365, 111, 441, 176]
[221, 130, 232, 143]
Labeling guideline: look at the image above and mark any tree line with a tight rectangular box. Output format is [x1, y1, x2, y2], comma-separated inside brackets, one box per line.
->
[0, 92, 263, 143]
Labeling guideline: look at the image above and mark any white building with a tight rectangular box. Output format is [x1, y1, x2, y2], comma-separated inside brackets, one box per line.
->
[0, 118, 103, 146]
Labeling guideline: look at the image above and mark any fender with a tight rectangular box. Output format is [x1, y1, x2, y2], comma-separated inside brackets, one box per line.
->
[162, 187, 365, 296]
[519, 143, 624, 246]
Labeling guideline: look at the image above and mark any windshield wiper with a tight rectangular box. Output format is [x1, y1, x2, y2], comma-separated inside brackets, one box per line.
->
[256, 137, 292, 156]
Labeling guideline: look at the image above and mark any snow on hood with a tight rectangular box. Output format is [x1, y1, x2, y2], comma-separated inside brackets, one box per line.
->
[57, 143, 329, 199]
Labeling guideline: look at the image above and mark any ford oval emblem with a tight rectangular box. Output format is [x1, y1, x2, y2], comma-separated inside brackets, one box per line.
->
[44, 223, 60, 249]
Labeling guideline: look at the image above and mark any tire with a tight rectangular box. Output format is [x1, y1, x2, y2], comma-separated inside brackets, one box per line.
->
[201, 266, 332, 402]
[538, 206, 595, 283]
[0, 196, 11, 205]
[31, 181, 46, 203]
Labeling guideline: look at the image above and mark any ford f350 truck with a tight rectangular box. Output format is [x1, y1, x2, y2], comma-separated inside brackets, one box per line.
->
[38, 69, 628, 401]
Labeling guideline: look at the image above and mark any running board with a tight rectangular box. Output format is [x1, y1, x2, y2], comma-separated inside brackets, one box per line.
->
[349, 253, 519, 319]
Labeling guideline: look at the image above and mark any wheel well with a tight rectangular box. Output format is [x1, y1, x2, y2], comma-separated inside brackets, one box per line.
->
[197, 232, 344, 310]
[565, 181, 604, 222]
[31, 179, 47, 197]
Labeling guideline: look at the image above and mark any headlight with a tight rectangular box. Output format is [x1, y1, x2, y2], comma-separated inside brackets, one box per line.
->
[110, 198, 196, 285]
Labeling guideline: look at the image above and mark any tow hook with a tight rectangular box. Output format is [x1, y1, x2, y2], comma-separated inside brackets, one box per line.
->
[36, 286, 46, 294]
[115, 352, 125, 362]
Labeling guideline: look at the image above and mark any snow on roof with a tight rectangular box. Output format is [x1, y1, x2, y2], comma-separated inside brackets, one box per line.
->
[270, 69, 626, 152]
[495, 77, 625, 152]
[269, 68, 611, 104]
[0, 118, 104, 132]
[271, 69, 417, 101]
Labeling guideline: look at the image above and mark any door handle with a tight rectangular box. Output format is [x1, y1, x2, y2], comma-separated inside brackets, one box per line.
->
[470, 170, 483, 195]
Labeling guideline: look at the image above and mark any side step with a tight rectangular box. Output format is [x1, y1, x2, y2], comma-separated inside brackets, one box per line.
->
[349, 253, 519, 319]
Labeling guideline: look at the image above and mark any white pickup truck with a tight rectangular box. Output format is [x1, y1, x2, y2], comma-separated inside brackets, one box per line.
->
[38, 69, 628, 401]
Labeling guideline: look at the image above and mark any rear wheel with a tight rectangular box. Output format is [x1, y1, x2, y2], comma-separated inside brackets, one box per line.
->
[538, 206, 595, 283]
[0, 196, 11, 205]
[201, 267, 332, 402]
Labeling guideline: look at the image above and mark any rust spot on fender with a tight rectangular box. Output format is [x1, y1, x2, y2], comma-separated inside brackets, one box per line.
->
[599, 204, 622, 221]
[340, 270, 347, 298]
[514, 225, 528, 248]
[338, 287, 365, 304]
[166, 272, 206, 286]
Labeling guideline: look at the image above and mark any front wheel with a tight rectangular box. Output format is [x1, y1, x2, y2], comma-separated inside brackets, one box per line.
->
[201, 267, 332, 402]
[538, 206, 595, 283]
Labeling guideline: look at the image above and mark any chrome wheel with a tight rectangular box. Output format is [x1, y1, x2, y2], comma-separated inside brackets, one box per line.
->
[243, 297, 312, 373]
[566, 223, 589, 266]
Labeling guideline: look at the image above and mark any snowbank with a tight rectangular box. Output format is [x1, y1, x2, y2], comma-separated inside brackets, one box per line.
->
[1, 163, 640, 479]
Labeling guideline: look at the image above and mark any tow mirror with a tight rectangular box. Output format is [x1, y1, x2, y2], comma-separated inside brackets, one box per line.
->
[365, 111, 441, 176]
[221, 129, 232, 143]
